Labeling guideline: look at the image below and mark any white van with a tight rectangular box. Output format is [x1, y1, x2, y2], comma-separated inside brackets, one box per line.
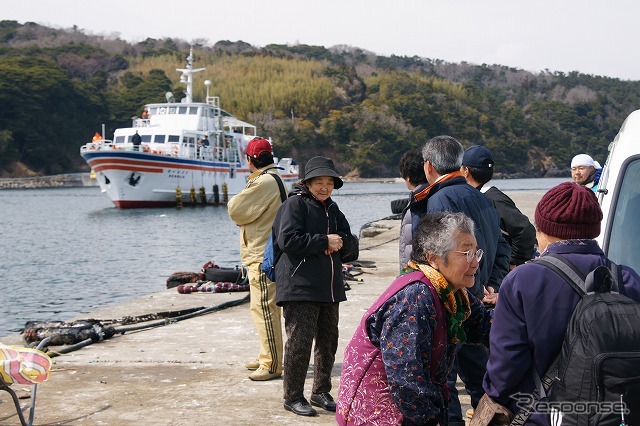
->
[596, 109, 640, 273]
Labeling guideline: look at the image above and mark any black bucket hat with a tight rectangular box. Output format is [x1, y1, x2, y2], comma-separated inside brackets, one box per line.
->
[302, 156, 343, 189]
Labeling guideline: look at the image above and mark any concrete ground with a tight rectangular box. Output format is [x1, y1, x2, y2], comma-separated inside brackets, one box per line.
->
[1, 191, 542, 426]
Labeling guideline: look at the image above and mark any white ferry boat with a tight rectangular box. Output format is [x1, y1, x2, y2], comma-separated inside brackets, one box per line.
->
[596, 109, 640, 273]
[80, 49, 299, 208]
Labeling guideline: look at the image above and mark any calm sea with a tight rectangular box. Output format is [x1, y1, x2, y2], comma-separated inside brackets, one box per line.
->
[0, 178, 567, 338]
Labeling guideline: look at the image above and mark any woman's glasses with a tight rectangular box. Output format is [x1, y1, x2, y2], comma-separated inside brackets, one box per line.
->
[453, 249, 484, 263]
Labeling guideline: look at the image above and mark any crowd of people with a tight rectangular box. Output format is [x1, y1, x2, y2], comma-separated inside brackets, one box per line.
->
[226, 136, 638, 425]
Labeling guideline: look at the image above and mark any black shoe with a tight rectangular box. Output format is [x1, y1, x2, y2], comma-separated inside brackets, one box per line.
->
[284, 397, 317, 416]
[310, 392, 336, 412]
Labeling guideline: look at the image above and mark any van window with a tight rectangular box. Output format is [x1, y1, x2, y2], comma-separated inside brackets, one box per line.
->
[604, 158, 640, 272]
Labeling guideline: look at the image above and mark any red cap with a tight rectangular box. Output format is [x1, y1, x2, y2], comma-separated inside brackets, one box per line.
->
[245, 137, 272, 158]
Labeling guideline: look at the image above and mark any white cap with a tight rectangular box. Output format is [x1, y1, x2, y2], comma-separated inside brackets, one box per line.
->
[571, 154, 601, 169]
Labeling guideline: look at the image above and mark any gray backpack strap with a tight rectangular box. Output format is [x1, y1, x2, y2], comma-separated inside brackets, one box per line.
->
[536, 254, 587, 295]
[541, 253, 621, 294]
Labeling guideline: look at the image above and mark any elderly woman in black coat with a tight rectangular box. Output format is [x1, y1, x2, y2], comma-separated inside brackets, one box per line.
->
[272, 156, 358, 417]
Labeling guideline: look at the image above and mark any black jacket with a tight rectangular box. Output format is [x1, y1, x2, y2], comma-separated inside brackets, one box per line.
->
[273, 184, 355, 305]
[483, 186, 536, 266]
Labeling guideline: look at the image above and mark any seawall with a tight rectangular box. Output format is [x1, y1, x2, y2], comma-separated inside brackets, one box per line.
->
[0, 173, 98, 189]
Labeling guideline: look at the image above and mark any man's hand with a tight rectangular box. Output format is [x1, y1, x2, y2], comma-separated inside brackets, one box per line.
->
[482, 286, 498, 305]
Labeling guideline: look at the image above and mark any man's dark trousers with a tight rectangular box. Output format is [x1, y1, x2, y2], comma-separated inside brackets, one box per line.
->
[447, 343, 489, 425]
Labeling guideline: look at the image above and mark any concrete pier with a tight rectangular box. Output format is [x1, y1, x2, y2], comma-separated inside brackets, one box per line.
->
[0, 191, 543, 425]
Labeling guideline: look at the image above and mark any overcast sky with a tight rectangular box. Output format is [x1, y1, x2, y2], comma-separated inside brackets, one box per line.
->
[6, 0, 639, 81]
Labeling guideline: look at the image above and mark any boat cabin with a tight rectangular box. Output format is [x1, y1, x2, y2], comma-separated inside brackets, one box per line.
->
[109, 99, 258, 163]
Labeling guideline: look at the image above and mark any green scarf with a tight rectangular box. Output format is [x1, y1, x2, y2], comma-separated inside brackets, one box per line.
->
[408, 260, 471, 344]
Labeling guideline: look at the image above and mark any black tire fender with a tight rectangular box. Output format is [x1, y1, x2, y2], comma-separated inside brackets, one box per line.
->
[390, 198, 410, 214]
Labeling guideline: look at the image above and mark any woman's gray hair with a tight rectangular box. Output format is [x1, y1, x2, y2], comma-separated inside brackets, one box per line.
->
[422, 135, 464, 175]
[411, 211, 476, 265]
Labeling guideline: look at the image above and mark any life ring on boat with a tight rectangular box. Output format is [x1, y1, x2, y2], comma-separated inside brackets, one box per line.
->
[158, 107, 166, 115]
[142, 144, 150, 153]
[172, 145, 179, 156]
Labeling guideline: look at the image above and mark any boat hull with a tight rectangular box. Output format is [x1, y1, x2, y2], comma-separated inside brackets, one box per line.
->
[81, 150, 298, 208]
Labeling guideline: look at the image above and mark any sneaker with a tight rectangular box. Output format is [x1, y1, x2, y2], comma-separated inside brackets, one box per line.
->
[245, 359, 259, 371]
[284, 397, 317, 416]
[310, 392, 336, 411]
[248, 366, 281, 381]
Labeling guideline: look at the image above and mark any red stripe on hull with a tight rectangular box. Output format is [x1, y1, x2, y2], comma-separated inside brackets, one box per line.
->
[88, 157, 233, 173]
[114, 199, 229, 209]
[93, 164, 163, 173]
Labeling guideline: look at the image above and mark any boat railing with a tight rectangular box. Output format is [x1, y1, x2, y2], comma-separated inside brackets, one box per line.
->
[133, 118, 151, 128]
[81, 137, 246, 162]
[81, 140, 114, 152]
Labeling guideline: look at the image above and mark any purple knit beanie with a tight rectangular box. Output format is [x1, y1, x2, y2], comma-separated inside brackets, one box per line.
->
[535, 182, 602, 239]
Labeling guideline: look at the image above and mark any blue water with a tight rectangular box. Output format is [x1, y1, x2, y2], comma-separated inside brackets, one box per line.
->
[0, 178, 567, 338]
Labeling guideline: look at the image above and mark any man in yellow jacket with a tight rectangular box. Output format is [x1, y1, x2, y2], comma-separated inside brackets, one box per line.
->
[228, 137, 285, 381]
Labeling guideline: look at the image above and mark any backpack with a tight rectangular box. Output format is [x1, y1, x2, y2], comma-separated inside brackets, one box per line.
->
[261, 233, 280, 282]
[260, 169, 287, 282]
[514, 254, 640, 426]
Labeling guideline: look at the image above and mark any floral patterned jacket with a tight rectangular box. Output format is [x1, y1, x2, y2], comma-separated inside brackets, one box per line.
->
[337, 271, 490, 425]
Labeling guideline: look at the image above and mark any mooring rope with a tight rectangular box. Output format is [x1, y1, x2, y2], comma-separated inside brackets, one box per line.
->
[44, 295, 249, 357]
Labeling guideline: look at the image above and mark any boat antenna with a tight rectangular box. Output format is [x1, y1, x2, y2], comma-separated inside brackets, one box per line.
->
[176, 47, 205, 103]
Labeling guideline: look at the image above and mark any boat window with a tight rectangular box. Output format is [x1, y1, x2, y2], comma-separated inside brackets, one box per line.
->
[168, 135, 180, 143]
[154, 135, 166, 143]
[149, 107, 157, 115]
[189, 107, 198, 115]
[115, 136, 125, 144]
[604, 158, 640, 272]
[141, 135, 152, 143]
[179, 106, 188, 114]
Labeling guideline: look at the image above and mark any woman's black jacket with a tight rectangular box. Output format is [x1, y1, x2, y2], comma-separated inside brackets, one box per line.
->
[272, 184, 357, 305]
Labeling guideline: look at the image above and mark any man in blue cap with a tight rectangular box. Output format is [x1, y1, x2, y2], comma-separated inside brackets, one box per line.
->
[461, 145, 537, 269]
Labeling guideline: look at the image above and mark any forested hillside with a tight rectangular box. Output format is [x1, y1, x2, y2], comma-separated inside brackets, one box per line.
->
[2, 20, 640, 178]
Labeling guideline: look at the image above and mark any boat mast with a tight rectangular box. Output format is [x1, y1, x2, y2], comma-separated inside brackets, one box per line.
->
[176, 47, 205, 103]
